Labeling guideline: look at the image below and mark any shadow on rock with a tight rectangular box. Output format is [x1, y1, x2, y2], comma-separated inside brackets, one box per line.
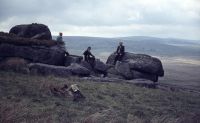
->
[134, 82, 158, 89]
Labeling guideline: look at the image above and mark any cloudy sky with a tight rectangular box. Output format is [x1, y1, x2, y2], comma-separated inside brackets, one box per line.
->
[0, 0, 199, 40]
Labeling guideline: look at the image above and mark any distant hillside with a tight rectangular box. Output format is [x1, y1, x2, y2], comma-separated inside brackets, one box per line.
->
[55, 36, 200, 61]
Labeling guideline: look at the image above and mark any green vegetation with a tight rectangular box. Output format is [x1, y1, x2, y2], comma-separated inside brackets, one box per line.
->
[0, 71, 200, 123]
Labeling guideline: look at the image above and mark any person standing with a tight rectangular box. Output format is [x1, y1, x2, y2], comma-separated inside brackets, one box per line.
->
[114, 42, 125, 65]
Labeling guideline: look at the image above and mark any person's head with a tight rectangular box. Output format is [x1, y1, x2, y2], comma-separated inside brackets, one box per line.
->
[59, 32, 63, 36]
[119, 42, 123, 46]
[87, 46, 91, 51]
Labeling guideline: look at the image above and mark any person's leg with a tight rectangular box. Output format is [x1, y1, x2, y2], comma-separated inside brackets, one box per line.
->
[114, 54, 119, 65]
[88, 57, 94, 68]
[118, 53, 124, 61]
[118, 54, 122, 61]
[73, 91, 79, 101]
[91, 57, 95, 68]
[84, 55, 87, 61]
[65, 51, 69, 56]
[77, 90, 85, 99]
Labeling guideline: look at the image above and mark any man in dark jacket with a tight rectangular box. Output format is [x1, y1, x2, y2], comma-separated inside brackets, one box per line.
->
[83, 47, 95, 67]
[114, 42, 125, 65]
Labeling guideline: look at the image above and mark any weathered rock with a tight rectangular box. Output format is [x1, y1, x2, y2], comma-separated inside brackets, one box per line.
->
[0, 57, 29, 74]
[65, 55, 83, 67]
[0, 43, 65, 66]
[115, 61, 133, 80]
[106, 73, 124, 79]
[132, 70, 158, 82]
[107, 67, 119, 75]
[80, 60, 93, 71]
[28, 63, 72, 77]
[9, 23, 52, 40]
[0, 57, 4, 62]
[106, 67, 124, 79]
[94, 59, 109, 73]
[107, 52, 164, 77]
[66, 63, 90, 76]
[0, 32, 57, 47]
[127, 58, 163, 77]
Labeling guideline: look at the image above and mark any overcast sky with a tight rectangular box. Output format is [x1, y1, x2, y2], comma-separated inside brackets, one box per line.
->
[0, 0, 199, 40]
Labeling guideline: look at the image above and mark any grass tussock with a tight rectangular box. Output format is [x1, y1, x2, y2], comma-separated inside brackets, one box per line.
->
[0, 71, 200, 123]
[0, 57, 29, 74]
[0, 32, 64, 47]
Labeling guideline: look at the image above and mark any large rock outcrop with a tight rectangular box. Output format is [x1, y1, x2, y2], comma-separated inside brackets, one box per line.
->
[106, 52, 164, 82]
[79, 59, 109, 75]
[28, 63, 90, 77]
[66, 63, 90, 76]
[94, 59, 109, 73]
[115, 62, 133, 79]
[28, 63, 72, 77]
[0, 43, 65, 66]
[9, 23, 52, 40]
[65, 55, 83, 67]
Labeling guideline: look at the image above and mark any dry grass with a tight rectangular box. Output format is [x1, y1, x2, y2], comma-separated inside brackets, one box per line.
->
[0, 32, 63, 47]
[0, 57, 29, 73]
[0, 71, 200, 123]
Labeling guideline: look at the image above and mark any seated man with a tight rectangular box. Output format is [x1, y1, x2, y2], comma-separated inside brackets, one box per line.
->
[56, 32, 69, 56]
[114, 42, 125, 65]
[83, 46, 95, 67]
[56, 32, 63, 42]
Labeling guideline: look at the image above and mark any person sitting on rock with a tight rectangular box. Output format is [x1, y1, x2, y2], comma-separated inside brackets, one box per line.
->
[114, 42, 125, 65]
[83, 46, 95, 67]
[56, 32, 63, 42]
[56, 32, 69, 56]
[68, 84, 85, 102]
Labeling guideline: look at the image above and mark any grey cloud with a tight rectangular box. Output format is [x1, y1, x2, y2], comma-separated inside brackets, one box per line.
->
[0, 0, 199, 40]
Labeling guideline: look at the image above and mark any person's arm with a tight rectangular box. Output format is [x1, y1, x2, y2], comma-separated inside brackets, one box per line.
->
[83, 50, 87, 56]
[89, 51, 95, 57]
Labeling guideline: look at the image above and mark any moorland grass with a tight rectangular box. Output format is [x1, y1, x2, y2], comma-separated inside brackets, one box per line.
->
[0, 71, 200, 123]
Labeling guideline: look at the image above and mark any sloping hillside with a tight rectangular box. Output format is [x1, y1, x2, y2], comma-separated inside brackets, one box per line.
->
[0, 71, 200, 123]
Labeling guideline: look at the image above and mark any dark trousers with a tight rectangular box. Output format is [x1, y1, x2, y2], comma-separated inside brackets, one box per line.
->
[114, 53, 124, 65]
[85, 56, 95, 68]
[73, 90, 85, 101]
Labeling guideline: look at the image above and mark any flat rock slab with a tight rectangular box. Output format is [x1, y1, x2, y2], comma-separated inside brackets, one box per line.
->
[28, 63, 72, 77]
